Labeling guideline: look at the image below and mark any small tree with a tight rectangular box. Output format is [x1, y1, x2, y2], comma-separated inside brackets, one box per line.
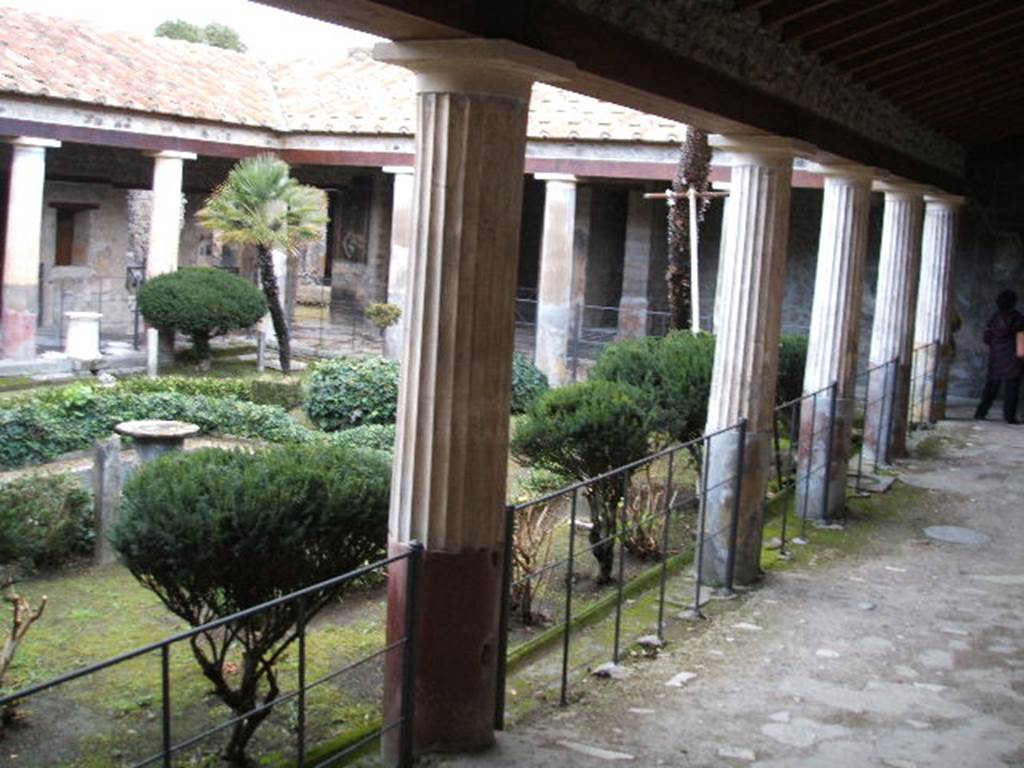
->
[111, 444, 389, 764]
[511, 380, 650, 584]
[199, 155, 326, 374]
[138, 267, 267, 370]
[155, 19, 247, 52]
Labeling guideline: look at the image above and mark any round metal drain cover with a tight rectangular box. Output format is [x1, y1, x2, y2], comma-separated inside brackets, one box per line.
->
[924, 526, 990, 545]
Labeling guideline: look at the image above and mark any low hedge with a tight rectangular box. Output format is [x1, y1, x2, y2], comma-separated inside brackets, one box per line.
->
[304, 357, 401, 432]
[115, 375, 304, 411]
[0, 472, 93, 570]
[322, 423, 397, 454]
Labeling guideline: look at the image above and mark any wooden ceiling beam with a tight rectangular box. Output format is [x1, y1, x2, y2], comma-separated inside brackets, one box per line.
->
[851, 20, 1024, 83]
[782, 0, 902, 41]
[758, 0, 845, 27]
[874, 41, 1022, 96]
[828, 0, 1011, 68]
[913, 83, 1024, 124]
[800, 0, 954, 54]
[895, 63, 1024, 111]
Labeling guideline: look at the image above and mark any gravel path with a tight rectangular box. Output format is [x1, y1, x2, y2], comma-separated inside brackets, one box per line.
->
[433, 410, 1024, 768]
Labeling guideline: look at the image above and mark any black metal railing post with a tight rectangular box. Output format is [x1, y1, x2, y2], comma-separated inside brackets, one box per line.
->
[723, 418, 748, 596]
[821, 381, 839, 523]
[398, 542, 423, 768]
[161, 645, 172, 768]
[559, 490, 579, 706]
[296, 596, 307, 766]
[656, 451, 675, 640]
[494, 505, 515, 731]
[691, 435, 712, 619]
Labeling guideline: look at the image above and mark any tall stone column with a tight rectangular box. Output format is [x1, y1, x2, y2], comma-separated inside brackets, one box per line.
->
[911, 194, 963, 423]
[383, 166, 415, 361]
[863, 183, 924, 464]
[2, 137, 60, 360]
[702, 135, 801, 587]
[145, 150, 195, 361]
[535, 173, 587, 385]
[373, 40, 571, 760]
[617, 188, 654, 340]
[796, 165, 873, 521]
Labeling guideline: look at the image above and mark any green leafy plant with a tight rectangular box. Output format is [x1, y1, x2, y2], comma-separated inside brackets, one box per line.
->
[511, 380, 650, 583]
[304, 356, 400, 431]
[199, 155, 326, 374]
[155, 19, 247, 52]
[138, 268, 266, 369]
[115, 375, 303, 410]
[111, 444, 389, 764]
[0, 473, 93, 571]
[364, 303, 401, 334]
[511, 353, 549, 415]
[323, 423, 397, 454]
[776, 334, 809, 405]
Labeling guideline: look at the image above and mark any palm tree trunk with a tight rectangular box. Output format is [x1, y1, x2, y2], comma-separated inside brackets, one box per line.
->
[257, 245, 291, 374]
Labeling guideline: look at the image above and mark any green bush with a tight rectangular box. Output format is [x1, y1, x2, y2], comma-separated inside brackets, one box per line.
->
[322, 423, 397, 454]
[511, 352, 549, 414]
[112, 443, 389, 762]
[364, 302, 401, 331]
[138, 267, 267, 364]
[0, 473, 92, 570]
[304, 356, 400, 431]
[777, 334, 809, 404]
[592, 330, 716, 446]
[511, 380, 650, 583]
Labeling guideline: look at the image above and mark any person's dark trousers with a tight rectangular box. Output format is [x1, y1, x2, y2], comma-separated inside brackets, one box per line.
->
[975, 377, 1021, 422]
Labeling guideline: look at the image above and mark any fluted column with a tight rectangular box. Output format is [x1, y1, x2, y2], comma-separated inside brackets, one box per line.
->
[864, 183, 924, 464]
[911, 194, 963, 423]
[535, 173, 585, 384]
[383, 166, 415, 361]
[702, 135, 802, 586]
[374, 39, 571, 760]
[617, 188, 654, 339]
[2, 137, 60, 360]
[796, 165, 873, 520]
[145, 151, 195, 279]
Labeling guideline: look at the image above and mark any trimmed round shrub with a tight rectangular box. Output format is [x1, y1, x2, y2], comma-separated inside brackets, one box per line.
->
[511, 379, 650, 583]
[111, 443, 389, 762]
[304, 356, 400, 431]
[0, 473, 92, 569]
[511, 352, 549, 414]
[138, 267, 267, 363]
[777, 334, 809, 404]
[592, 330, 716, 446]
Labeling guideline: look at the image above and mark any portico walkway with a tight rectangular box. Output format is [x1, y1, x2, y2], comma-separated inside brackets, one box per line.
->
[439, 408, 1024, 767]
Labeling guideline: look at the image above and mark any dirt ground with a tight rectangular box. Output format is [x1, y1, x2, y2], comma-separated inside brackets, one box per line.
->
[434, 407, 1024, 767]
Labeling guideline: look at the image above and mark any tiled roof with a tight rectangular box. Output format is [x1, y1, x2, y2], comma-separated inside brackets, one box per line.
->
[0, 7, 686, 143]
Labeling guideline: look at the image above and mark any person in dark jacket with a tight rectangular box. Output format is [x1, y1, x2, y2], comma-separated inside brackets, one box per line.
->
[975, 289, 1024, 423]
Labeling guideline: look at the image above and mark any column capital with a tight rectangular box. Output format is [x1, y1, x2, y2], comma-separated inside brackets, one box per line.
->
[144, 150, 197, 161]
[6, 136, 61, 150]
[534, 172, 578, 183]
[872, 178, 928, 197]
[710, 133, 814, 166]
[382, 165, 415, 176]
[805, 161, 878, 182]
[923, 192, 965, 208]
[373, 38, 574, 100]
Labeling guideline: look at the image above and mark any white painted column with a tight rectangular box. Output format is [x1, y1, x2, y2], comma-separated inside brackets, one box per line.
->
[2, 137, 60, 360]
[145, 150, 195, 280]
[911, 194, 963, 423]
[373, 39, 572, 761]
[864, 183, 924, 464]
[617, 188, 654, 340]
[383, 166, 415, 361]
[796, 165, 874, 520]
[534, 173, 584, 385]
[702, 135, 803, 587]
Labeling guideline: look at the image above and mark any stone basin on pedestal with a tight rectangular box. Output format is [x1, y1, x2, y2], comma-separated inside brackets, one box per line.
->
[115, 419, 200, 464]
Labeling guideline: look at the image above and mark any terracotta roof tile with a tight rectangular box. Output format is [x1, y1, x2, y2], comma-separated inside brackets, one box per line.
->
[0, 6, 686, 144]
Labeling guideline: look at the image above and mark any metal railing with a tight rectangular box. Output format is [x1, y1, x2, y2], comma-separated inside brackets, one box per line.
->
[0, 547, 423, 767]
[909, 339, 942, 429]
[494, 421, 747, 721]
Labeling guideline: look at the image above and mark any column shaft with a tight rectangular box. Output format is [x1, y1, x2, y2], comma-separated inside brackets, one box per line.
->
[617, 188, 654, 339]
[911, 196, 961, 422]
[2, 138, 59, 359]
[702, 136, 798, 586]
[864, 188, 923, 463]
[145, 152, 193, 279]
[384, 167, 415, 361]
[796, 170, 872, 520]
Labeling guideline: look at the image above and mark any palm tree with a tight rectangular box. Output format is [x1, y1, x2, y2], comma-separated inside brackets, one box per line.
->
[666, 127, 712, 330]
[199, 154, 325, 373]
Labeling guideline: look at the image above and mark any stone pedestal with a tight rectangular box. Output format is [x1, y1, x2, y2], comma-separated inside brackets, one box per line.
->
[864, 183, 924, 464]
[2, 137, 61, 360]
[535, 174, 585, 385]
[115, 419, 199, 464]
[93, 435, 123, 566]
[373, 39, 572, 761]
[912, 194, 962, 423]
[617, 189, 654, 340]
[65, 311, 102, 361]
[384, 166, 415, 361]
[796, 166, 873, 520]
[701, 135, 801, 587]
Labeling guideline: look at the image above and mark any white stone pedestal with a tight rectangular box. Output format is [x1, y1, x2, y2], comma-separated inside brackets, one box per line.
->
[64, 311, 102, 360]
